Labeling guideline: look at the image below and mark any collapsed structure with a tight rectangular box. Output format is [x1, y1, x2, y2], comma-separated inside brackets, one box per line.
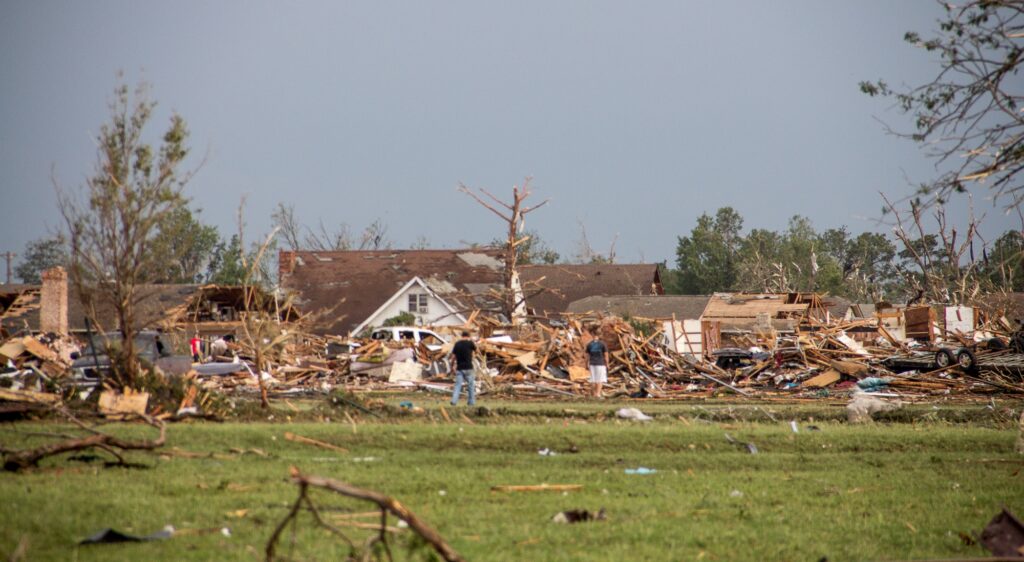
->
[2, 262, 1023, 413]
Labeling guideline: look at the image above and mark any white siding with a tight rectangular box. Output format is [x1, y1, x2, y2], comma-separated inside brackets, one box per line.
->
[364, 283, 464, 328]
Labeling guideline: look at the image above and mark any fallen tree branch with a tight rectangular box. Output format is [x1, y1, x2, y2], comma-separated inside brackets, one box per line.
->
[266, 466, 464, 562]
[1, 412, 165, 471]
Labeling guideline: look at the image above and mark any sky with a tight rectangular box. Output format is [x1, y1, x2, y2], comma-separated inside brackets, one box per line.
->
[1, 1, 1019, 273]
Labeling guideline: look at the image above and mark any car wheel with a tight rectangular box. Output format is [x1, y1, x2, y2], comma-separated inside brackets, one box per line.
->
[934, 348, 955, 368]
[956, 348, 978, 373]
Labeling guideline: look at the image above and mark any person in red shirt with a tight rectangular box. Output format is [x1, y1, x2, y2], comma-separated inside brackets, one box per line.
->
[190, 332, 202, 363]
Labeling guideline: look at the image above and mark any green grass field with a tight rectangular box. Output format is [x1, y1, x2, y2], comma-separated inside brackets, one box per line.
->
[1, 398, 1022, 561]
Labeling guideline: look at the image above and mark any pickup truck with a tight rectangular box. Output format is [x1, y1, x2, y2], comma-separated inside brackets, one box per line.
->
[70, 331, 192, 386]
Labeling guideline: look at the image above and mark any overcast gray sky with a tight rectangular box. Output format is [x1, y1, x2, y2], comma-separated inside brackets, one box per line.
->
[1, 1, 1018, 271]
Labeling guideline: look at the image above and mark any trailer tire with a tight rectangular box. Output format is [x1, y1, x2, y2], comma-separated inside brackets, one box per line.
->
[934, 348, 955, 368]
[956, 348, 979, 373]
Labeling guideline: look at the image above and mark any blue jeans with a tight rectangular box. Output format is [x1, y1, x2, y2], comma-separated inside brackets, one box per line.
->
[451, 369, 476, 406]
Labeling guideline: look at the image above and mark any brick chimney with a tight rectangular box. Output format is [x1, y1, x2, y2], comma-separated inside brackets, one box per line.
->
[40, 266, 68, 335]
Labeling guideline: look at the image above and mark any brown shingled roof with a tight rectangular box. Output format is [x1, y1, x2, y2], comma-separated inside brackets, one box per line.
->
[565, 295, 710, 320]
[278, 248, 505, 335]
[519, 264, 663, 318]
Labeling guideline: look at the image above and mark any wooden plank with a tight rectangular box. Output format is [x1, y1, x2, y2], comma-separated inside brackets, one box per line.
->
[0, 388, 61, 405]
[284, 431, 349, 453]
[803, 369, 841, 388]
[491, 484, 582, 492]
[98, 389, 149, 417]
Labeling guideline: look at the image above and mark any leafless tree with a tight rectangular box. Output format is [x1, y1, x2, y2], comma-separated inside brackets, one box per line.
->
[882, 193, 986, 304]
[458, 178, 549, 324]
[358, 218, 392, 251]
[271, 202, 353, 251]
[573, 220, 617, 264]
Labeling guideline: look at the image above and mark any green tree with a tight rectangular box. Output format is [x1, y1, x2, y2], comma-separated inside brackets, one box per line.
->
[57, 79, 193, 388]
[149, 206, 220, 283]
[206, 234, 248, 285]
[981, 229, 1024, 291]
[735, 228, 783, 292]
[15, 235, 68, 284]
[490, 229, 560, 264]
[674, 207, 744, 293]
[861, 1, 1024, 205]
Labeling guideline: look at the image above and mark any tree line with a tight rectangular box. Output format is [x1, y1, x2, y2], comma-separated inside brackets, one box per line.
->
[664, 206, 1022, 303]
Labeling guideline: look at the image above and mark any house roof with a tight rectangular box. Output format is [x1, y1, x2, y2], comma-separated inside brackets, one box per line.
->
[972, 292, 1024, 321]
[278, 248, 505, 335]
[565, 295, 710, 320]
[519, 263, 663, 318]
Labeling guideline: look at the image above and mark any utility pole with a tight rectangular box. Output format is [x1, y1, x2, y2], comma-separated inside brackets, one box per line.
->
[1, 252, 14, 284]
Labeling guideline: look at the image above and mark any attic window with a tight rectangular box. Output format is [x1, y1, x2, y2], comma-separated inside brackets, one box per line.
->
[408, 293, 428, 313]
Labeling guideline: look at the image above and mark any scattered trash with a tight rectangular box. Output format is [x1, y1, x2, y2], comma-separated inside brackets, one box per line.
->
[80, 525, 175, 545]
[616, 408, 653, 421]
[789, 420, 799, 433]
[846, 395, 902, 424]
[856, 377, 892, 392]
[537, 448, 558, 456]
[551, 508, 606, 524]
[624, 467, 657, 475]
[724, 433, 759, 454]
[979, 507, 1024, 558]
[729, 489, 744, 498]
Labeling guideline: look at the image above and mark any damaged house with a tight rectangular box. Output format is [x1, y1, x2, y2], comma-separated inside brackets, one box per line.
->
[0, 267, 295, 343]
[519, 263, 664, 320]
[278, 249, 506, 335]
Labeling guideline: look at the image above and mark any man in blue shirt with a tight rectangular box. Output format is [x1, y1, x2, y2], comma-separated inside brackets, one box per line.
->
[585, 326, 609, 398]
[450, 331, 477, 406]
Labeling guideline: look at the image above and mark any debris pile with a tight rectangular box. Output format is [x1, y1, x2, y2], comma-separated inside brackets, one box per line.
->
[2, 301, 1023, 409]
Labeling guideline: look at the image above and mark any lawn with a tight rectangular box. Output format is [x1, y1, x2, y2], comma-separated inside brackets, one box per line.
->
[1, 397, 1022, 561]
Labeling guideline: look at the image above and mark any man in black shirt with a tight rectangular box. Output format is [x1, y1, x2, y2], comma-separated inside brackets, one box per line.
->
[450, 331, 477, 406]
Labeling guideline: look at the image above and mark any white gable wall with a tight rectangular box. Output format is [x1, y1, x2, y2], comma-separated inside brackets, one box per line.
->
[361, 281, 465, 330]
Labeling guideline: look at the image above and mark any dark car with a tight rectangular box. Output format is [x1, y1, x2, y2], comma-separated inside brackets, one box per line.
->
[71, 331, 191, 385]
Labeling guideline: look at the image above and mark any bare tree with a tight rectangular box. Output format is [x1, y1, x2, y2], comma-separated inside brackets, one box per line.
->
[573, 220, 617, 264]
[57, 79, 195, 388]
[882, 193, 987, 304]
[357, 218, 392, 250]
[458, 178, 549, 324]
[271, 202, 353, 251]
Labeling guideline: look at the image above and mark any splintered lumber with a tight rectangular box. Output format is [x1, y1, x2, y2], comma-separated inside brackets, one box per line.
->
[98, 389, 150, 417]
[0, 339, 26, 360]
[803, 369, 841, 388]
[515, 351, 538, 368]
[568, 366, 589, 382]
[283, 432, 348, 453]
[20, 337, 61, 364]
[491, 484, 582, 492]
[0, 388, 61, 405]
[829, 359, 869, 378]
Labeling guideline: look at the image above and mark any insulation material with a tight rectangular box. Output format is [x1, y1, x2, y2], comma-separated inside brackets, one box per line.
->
[944, 306, 976, 337]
